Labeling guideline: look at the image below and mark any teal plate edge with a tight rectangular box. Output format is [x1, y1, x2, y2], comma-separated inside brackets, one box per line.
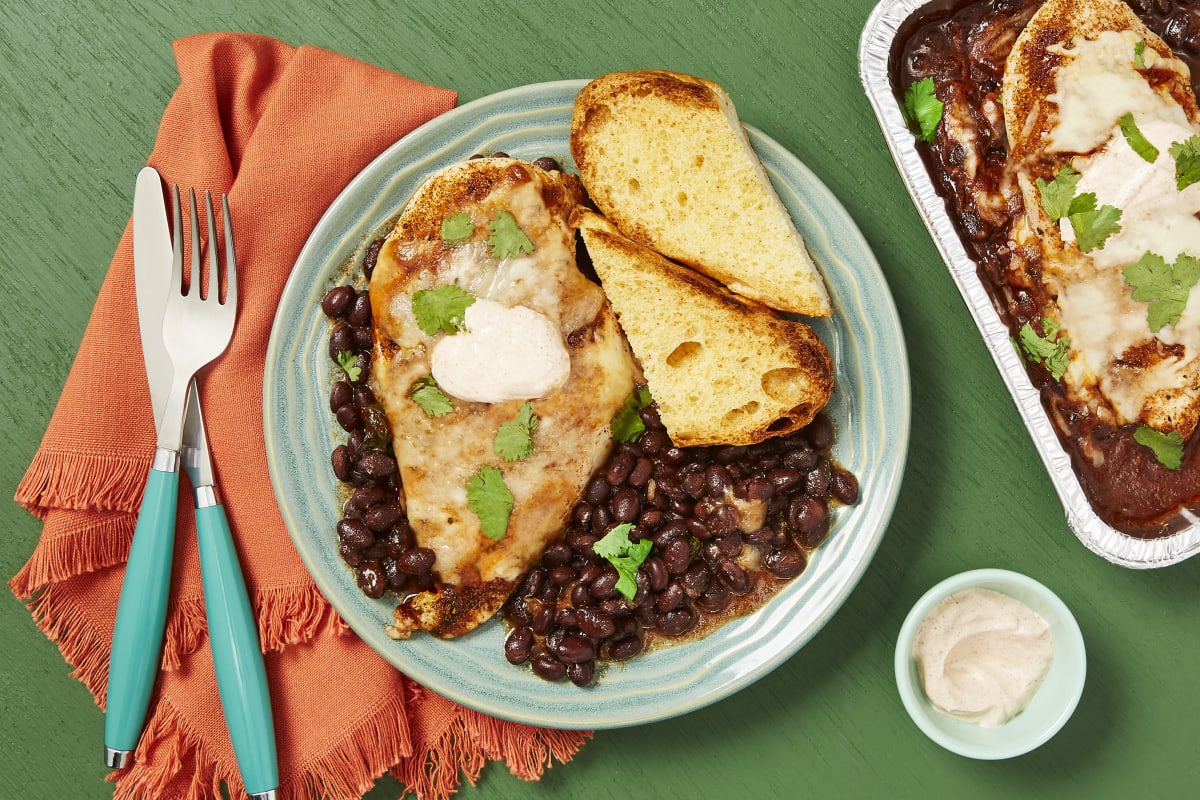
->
[263, 79, 911, 729]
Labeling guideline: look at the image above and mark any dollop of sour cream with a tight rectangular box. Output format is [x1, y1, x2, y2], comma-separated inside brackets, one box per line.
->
[431, 297, 570, 403]
[913, 588, 1055, 728]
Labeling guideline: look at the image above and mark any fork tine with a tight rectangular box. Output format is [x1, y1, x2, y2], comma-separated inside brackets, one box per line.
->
[204, 191, 220, 302]
[221, 194, 237, 310]
[171, 184, 184, 294]
[188, 188, 201, 297]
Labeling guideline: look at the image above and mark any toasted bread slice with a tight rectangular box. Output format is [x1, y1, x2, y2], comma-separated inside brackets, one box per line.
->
[577, 211, 833, 447]
[571, 70, 833, 317]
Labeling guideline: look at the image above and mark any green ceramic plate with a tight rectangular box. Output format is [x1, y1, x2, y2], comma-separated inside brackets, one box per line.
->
[263, 79, 910, 729]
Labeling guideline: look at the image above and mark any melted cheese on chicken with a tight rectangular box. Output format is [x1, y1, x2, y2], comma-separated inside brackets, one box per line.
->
[369, 158, 636, 638]
[1003, 0, 1200, 438]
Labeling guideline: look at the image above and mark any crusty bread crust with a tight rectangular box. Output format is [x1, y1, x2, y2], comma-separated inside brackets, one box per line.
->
[578, 211, 833, 447]
[571, 70, 833, 318]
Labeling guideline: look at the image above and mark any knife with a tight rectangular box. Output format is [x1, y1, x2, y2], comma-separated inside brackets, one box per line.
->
[182, 372, 280, 800]
[104, 167, 182, 769]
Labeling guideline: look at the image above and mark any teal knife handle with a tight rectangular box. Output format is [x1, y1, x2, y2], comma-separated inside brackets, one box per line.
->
[104, 464, 179, 756]
[196, 503, 279, 796]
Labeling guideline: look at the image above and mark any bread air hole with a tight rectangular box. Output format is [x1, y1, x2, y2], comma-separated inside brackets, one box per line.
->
[677, 191, 688, 205]
[761, 368, 806, 402]
[723, 401, 761, 424]
[666, 340, 703, 367]
[629, 177, 641, 193]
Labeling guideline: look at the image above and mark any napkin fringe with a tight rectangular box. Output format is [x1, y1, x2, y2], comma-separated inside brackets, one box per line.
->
[19, 581, 112, 702]
[8, 512, 134, 599]
[111, 697, 223, 800]
[15, 446, 150, 516]
[390, 689, 590, 800]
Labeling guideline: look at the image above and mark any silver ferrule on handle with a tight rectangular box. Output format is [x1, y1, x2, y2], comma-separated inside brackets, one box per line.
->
[104, 747, 133, 769]
[194, 484, 220, 508]
[249, 791, 277, 800]
[152, 447, 180, 473]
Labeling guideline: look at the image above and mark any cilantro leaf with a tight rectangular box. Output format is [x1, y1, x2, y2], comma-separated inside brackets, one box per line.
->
[466, 466, 514, 540]
[409, 375, 453, 418]
[902, 77, 943, 143]
[1123, 252, 1200, 331]
[611, 385, 654, 443]
[411, 285, 475, 335]
[1133, 425, 1185, 470]
[1169, 136, 1200, 190]
[1068, 198, 1123, 253]
[1134, 40, 1146, 69]
[593, 522, 653, 601]
[336, 350, 362, 381]
[1018, 318, 1071, 380]
[494, 401, 539, 461]
[487, 211, 535, 259]
[1118, 113, 1159, 163]
[440, 212, 474, 245]
[1036, 165, 1082, 221]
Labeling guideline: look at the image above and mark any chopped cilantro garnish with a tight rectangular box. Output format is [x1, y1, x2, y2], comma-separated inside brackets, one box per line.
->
[487, 211, 535, 259]
[1118, 113, 1159, 163]
[1169, 136, 1200, 190]
[1036, 165, 1082, 221]
[902, 77, 943, 143]
[408, 375, 453, 418]
[1068, 195, 1123, 253]
[466, 465, 514, 540]
[593, 522, 653, 601]
[1134, 40, 1146, 69]
[1018, 318, 1071, 381]
[440, 212, 474, 245]
[411, 285, 475, 335]
[336, 350, 361, 381]
[1133, 425, 1185, 470]
[494, 401, 539, 461]
[611, 386, 653, 443]
[1123, 251, 1200, 332]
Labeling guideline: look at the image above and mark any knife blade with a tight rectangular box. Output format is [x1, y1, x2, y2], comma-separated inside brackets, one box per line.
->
[182, 387, 280, 800]
[104, 167, 183, 770]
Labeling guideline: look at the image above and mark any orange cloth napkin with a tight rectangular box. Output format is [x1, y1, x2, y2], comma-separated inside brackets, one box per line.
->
[11, 32, 588, 800]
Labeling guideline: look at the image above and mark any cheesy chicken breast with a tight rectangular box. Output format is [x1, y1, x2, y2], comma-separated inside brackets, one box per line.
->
[368, 157, 636, 638]
[1003, 0, 1200, 439]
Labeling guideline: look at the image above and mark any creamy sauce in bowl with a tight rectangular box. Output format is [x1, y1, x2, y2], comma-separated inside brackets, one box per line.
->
[912, 588, 1055, 728]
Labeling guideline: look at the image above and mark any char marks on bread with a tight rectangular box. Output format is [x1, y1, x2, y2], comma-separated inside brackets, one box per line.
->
[578, 211, 833, 447]
[570, 69, 833, 318]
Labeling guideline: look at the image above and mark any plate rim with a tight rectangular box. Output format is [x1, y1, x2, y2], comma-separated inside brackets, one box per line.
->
[264, 79, 911, 728]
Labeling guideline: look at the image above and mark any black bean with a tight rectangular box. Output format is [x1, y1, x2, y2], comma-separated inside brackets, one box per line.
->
[322, 285, 355, 318]
[365, 503, 404, 532]
[532, 156, 561, 172]
[807, 415, 834, 450]
[338, 542, 363, 567]
[556, 634, 596, 664]
[783, 447, 818, 471]
[362, 238, 383, 280]
[329, 322, 355, 358]
[572, 503, 594, 528]
[606, 451, 636, 485]
[805, 461, 832, 497]
[354, 328, 373, 350]
[611, 634, 643, 660]
[658, 604, 698, 637]
[715, 532, 743, 559]
[590, 568, 620, 600]
[663, 537, 692, 575]
[566, 660, 595, 687]
[745, 476, 775, 500]
[353, 385, 377, 409]
[697, 582, 730, 613]
[556, 607, 579, 629]
[570, 583, 591, 608]
[350, 352, 371, 385]
[357, 451, 397, 479]
[766, 467, 803, 493]
[640, 429, 671, 455]
[521, 567, 547, 598]
[788, 495, 828, 540]
[355, 561, 386, 598]
[330, 379, 352, 412]
[335, 403, 361, 431]
[542, 540, 573, 568]
[640, 404, 664, 430]
[686, 516, 712, 541]
[716, 560, 751, 594]
[628, 457, 654, 488]
[765, 546, 807, 579]
[831, 469, 859, 504]
[709, 505, 739, 537]
[589, 505, 612, 536]
[507, 596, 532, 626]
[350, 486, 387, 510]
[505, 627, 534, 664]
[661, 446, 688, 466]
[577, 607, 616, 639]
[704, 464, 731, 497]
[531, 603, 555, 635]
[346, 429, 364, 459]
[331, 445, 353, 481]
[531, 652, 566, 681]
[681, 469, 706, 499]
[681, 562, 711, 598]
[656, 581, 685, 613]
[400, 547, 435, 575]
[611, 487, 641, 523]
[714, 445, 747, 464]
[337, 518, 374, 549]
[349, 290, 372, 327]
[644, 558, 669, 591]
[585, 476, 610, 505]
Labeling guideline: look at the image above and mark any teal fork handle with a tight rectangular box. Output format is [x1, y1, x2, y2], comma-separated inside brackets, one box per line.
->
[104, 464, 179, 761]
[196, 503, 279, 796]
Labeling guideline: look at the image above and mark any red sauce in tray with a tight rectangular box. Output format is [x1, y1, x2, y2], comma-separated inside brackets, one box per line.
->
[890, 0, 1200, 537]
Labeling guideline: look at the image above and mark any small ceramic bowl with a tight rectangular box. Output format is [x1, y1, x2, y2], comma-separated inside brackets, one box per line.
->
[894, 569, 1086, 759]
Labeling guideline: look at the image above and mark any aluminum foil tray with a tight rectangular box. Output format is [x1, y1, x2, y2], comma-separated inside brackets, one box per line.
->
[858, 0, 1200, 568]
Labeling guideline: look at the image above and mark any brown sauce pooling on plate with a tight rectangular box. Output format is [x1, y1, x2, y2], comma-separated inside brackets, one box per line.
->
[891, 0, 1200, 538]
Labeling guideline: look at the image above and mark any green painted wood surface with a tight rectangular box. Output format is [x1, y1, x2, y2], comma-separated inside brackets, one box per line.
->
[4, 0, 1200, 797]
